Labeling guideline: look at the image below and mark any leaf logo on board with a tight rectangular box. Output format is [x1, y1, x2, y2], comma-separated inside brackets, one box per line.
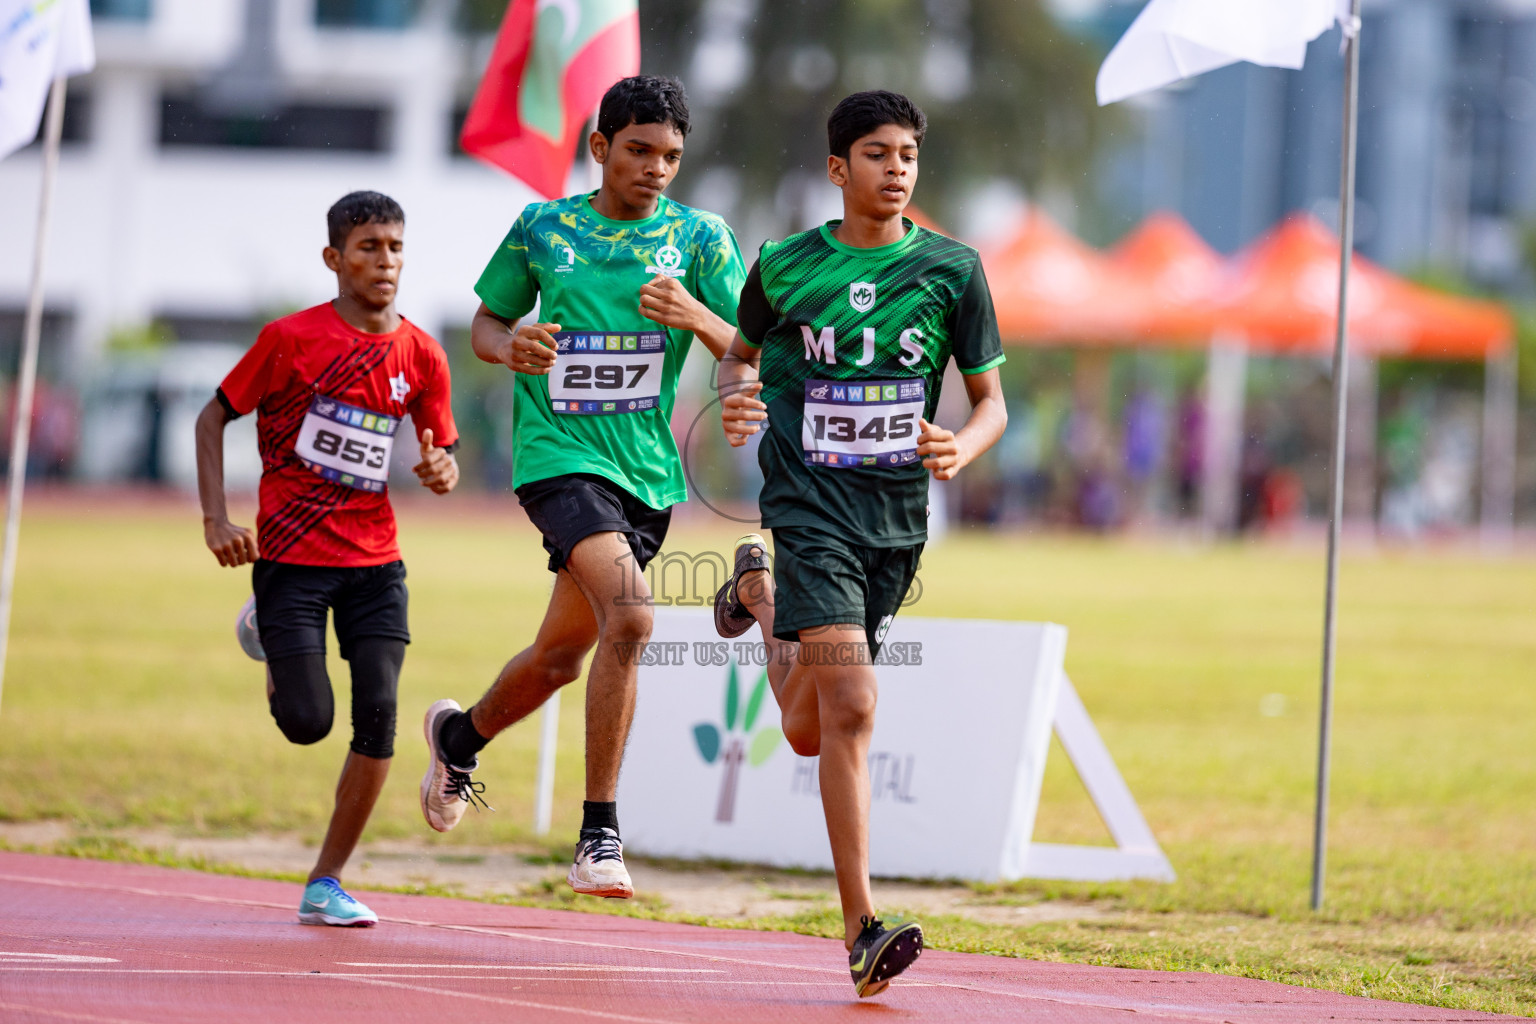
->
[692, 661, 783, 823]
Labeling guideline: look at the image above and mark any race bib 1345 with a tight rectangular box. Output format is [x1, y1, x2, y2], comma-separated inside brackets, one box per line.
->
[802, 378, 926, 469]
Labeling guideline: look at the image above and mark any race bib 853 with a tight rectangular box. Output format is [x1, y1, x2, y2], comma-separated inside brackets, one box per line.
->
[548, 330, 665, 416]
[294, 394, 398, 492]
[802, 378, 926, 469]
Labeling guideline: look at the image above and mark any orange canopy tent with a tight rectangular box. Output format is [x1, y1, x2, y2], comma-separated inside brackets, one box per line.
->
[1215, 214, 1513, 360]
[981, 210, 1151, 344]
[1107, 211, 1225, 344]
[903, 204, 948, 236]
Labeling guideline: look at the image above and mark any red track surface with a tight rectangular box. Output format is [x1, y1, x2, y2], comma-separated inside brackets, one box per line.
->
[0, 852, 1511, 1023]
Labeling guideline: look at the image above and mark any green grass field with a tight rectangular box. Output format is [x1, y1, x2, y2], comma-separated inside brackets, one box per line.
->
[2, 494, 1534, 1015]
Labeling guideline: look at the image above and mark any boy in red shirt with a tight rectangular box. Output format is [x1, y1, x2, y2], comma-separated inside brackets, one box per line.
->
[194, 191, 460, 926]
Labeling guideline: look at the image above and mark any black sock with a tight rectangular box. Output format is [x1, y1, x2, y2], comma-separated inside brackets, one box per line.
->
[439, 710, 490, 767]
[582, 801, 619, 834]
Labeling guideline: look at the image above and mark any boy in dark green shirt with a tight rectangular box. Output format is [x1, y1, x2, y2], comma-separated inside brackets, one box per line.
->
[716, 91, 1007, 998]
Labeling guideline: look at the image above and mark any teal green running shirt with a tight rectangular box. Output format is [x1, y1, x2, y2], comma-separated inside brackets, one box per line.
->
[737, 220, 1005, 546]
[476, 192, 746, 509]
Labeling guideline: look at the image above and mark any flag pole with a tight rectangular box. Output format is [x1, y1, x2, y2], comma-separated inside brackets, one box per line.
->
[1311, 0, 1363, 912]
[0, 76, 69, 718]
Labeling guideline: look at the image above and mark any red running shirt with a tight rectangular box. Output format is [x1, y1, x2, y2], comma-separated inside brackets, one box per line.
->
[218, 303, 458, 567]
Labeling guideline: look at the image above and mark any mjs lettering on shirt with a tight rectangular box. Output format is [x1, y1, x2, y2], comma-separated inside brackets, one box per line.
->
[798, 325, 928, 367]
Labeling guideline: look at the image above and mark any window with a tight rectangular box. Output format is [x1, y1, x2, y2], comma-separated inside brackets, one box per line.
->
[314, 0, 420, 29]
[160, 95, 391, 153]
[455, 0, 507, 33]
[448, 102, 471, 157]
[22, 90, 92, 149]
[89, 0, 151, 19]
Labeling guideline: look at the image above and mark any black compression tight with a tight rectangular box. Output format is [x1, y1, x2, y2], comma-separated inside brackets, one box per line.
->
[266, 637, 404, 759]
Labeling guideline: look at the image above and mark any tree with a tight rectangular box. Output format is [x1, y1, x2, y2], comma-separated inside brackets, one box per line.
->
[460, 0, 1110, 237]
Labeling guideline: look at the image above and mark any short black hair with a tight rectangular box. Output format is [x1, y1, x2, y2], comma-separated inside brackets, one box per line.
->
[596, 75, 691, 142]
[827, 90, 927, 159]
[327, 191, 404, 250]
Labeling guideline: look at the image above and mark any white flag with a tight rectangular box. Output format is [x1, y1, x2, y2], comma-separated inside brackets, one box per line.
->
[1097, 0, 1352, 106]
[0, 0, 96, 161]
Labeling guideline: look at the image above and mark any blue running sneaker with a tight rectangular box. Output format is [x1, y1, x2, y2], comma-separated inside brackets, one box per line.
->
[298, 877, 378, 927]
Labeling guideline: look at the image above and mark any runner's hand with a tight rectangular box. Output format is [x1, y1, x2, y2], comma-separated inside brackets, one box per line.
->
[917, 418, 966, 480]
[497, 322, 561, 375]
[414, 428, 459, 494]
[721, 381, 767, 447]
[205, 516, 258, 567]
[639, 275, 702, 332]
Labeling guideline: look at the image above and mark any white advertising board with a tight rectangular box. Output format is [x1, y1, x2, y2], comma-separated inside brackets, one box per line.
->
[618, 609, 1173, 883]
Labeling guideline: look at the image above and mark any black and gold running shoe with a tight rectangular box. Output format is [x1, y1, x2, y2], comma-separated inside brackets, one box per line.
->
[848, 916, 923, 998]
[712, 533, 770, 638]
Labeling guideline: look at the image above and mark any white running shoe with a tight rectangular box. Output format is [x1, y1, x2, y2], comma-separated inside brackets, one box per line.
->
[567, 827, 633, 899]
[236, 594, 266, 662]
[420, 698, 488, 832]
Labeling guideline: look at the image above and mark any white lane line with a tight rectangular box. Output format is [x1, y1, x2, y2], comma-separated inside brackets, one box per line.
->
[0, 871, 843, 978]
[335, 975, 688, 1023]
[335, 963, 721, 972]
[0, 968, 840, 986]
[0, 1001, 155, 1024]
[1, 868, 1306, 1023]
[0, 951, 119, 963]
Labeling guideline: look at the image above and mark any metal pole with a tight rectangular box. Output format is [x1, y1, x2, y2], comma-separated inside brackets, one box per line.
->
[1312, 1, 1362, 912]
[1480, 344, 1518, 551]
[0, 76, 69, 718]
[533, 691, 560, 834]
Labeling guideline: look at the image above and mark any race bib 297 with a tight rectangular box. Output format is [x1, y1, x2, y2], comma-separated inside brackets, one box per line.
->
[802, 378, 926, 469]
[548, 330, 665, 416]
[294, 394, 398, 492]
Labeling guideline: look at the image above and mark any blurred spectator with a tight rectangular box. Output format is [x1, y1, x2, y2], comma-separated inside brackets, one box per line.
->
[1122, 387, 1165, 524]
[0, 379, 80, 479]
[1173, 387, 1204, 519]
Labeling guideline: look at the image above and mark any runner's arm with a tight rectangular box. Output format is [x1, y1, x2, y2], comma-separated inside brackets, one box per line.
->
[915, 368, 1007, 482]
[195, 395, 258, 567]
[470, 302, 561, 376]
[717, 333, 766, 448]
[639, 275, 737, 360]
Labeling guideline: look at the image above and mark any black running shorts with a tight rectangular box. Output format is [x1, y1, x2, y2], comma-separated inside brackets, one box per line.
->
[516, 472, 672, 574]
[251, 559, 410, 662]
[767, 526, 922, 655]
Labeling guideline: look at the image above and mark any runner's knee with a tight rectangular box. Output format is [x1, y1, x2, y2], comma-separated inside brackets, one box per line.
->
[268, 653, 334, 746]
[531, 643, 589, 693]
[347, 637, 403, 760]
[600, 604, 653, 647]
[819, 678, 877, 738]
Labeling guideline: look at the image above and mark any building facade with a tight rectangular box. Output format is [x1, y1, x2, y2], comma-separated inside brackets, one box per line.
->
[0, 0, 536, 370]
[1092, 0, 1536, 286]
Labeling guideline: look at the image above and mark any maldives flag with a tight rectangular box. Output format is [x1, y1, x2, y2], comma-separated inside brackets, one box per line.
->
[461, 0, 640, 199]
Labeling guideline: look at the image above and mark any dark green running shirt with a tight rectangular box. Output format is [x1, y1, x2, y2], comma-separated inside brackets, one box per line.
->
[738, 220, 1004, 546]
